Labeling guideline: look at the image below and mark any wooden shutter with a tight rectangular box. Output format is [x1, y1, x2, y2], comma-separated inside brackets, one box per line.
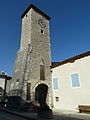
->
[26, 82, 31, 100]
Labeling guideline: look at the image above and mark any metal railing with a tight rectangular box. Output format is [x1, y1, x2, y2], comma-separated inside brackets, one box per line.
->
[8, 89, 24, 96]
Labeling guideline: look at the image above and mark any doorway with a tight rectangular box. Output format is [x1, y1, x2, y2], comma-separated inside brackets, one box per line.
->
[35, 84, 48, 104]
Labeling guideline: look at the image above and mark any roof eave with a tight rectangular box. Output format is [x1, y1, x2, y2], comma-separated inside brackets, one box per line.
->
[21, 4, 51, 20]
[0, 73, 12, 80]
[51, 51, 90, 68]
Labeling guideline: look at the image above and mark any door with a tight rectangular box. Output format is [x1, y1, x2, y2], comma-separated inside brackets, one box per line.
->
[35, 84, 48, 104]
[26, 82, 31, 100]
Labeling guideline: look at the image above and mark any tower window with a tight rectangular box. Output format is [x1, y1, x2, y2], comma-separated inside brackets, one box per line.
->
[16, 79, 19, 82]
[26, 82, 31, 100]
[41, 29, 44, 34]
[40, 65, 45, 80]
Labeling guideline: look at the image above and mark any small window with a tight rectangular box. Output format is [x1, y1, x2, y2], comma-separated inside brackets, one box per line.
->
[40, 65, 45, 80]
[27, 82, 31, 100]
[71, 73, 80, 87]
[16, 79, 19, 82]
[53, 78, 59, 89]
[29, 44, 33, 53]
[41, 29, 44, 34]
[55, 97, 59, 102]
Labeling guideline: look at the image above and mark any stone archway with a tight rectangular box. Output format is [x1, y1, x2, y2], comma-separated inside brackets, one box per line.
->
[35, 84, 48, 104]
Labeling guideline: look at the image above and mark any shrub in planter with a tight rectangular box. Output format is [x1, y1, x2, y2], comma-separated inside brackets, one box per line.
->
[37, 103, 53, 119]
[38, 103, 50, 111]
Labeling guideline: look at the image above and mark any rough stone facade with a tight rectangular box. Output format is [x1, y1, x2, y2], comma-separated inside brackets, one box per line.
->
[10, 5, 53, 108]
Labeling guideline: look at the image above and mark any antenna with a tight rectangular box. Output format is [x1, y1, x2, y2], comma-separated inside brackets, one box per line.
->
[1, 69, 5, 75]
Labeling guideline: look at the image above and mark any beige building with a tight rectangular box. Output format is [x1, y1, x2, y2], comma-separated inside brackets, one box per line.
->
[52, 51, 90, 111]
[0, 73, 12, 96]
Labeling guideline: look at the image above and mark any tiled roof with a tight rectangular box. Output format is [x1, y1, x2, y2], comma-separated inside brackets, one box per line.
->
[0, 73, 12, 80]
[21, 4, 51, 20]
[51, 51, 90, 68]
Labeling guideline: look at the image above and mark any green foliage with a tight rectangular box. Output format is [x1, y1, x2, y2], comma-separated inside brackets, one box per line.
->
[0, 95, 7, 102]
[38, 103, 50, 111]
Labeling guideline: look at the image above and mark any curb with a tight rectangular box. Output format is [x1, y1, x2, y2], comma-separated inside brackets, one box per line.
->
[0, 108, 39, 120]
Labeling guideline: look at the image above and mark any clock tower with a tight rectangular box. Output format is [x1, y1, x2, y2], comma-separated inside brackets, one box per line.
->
[10, 4, 53, 108]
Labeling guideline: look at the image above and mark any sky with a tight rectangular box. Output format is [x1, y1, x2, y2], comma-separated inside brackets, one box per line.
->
[0, 0, 90, 75]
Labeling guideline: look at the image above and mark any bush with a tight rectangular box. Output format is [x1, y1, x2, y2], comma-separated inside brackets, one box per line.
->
[38, 103, 51, 111]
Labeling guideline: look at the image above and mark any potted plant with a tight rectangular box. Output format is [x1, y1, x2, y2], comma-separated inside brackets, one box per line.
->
[37, 103, 53, 119]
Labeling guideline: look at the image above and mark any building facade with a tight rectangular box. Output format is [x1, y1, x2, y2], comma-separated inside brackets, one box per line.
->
[0, 73, 12, 96]
[52, 51, 90, 111]
[8, 4, 90, 111]
[10, 4, 53, 108]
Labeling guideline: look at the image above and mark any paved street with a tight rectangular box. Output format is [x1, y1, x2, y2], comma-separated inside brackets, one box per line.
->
[0, 109, 90, 120]
[0, 111, 28, 120]
[53, 109, 90, 120]
[0, 110, 82, 120]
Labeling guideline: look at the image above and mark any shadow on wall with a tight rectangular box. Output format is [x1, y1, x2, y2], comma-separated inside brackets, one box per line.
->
[0, 87, 4, 97]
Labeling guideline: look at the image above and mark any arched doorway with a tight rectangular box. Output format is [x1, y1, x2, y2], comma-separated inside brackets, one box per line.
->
[35, 84, 48, 104]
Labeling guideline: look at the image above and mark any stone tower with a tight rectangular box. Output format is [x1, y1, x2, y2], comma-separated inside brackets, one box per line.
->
[10, 4, 53, 108]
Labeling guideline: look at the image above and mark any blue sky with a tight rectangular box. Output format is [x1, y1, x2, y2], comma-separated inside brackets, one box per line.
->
[0, 0, 90, 75]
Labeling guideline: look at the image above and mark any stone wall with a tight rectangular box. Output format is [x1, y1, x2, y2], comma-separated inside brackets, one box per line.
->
[10, 6, 53, 108]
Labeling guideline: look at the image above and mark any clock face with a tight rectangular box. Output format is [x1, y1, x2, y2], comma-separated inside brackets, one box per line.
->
[38, 19, 46, 28]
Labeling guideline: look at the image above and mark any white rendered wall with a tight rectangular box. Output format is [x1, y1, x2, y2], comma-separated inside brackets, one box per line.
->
[0, 78, 5, 89]
[52, 56, 90, 111]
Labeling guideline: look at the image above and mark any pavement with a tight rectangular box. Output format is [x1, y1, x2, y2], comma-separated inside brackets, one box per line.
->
[0, 111, 28, 120]
[1, 108, 90, 120]
[53, 109, 90, 120]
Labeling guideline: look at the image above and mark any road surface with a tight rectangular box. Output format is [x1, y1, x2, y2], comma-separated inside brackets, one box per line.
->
[0, 111, 28, 120]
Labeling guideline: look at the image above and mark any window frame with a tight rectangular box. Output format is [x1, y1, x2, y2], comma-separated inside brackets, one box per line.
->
[53, 77, 59, 90]
[70, 73, 81, 88]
